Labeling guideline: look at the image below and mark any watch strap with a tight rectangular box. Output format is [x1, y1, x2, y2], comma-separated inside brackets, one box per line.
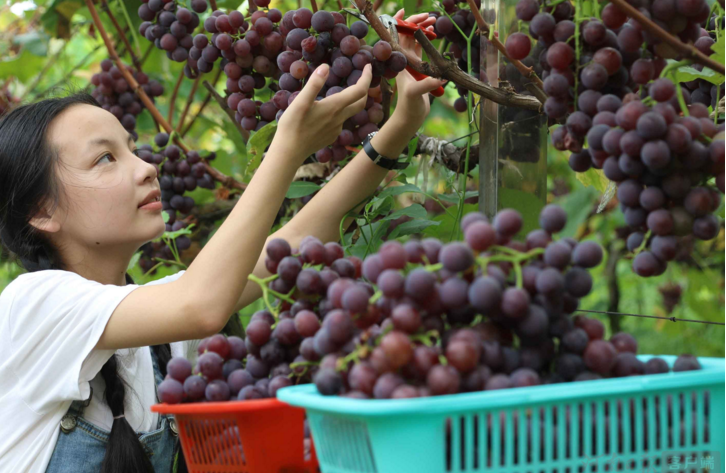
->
[363, 136, 408, 170]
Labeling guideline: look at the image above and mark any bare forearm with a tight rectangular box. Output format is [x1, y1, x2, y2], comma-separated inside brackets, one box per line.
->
[282, 113, 419, 241]
[181, 141, 300, 327]
[234, 114, 419, 310]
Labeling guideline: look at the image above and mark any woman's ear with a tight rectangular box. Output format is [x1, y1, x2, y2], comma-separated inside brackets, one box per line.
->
[29, 205, 61, 234]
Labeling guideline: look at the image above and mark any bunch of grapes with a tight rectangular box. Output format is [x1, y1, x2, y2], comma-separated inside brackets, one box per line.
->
[136, 131, 216, 272]
[185, 5, 405, 160]
[511, 0, 724, 276]
[299, 206, 662, 399]
[658, 281, 683, 313]
[158, 205, 703, 404]
[90, 59, 164, 138]
[138, 0, 207, 78]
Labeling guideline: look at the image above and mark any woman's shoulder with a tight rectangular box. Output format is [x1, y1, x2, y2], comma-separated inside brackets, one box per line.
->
[0, 269, 85, 302]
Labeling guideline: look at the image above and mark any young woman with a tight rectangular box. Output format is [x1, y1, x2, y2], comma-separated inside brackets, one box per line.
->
[0, 11, 441, 473]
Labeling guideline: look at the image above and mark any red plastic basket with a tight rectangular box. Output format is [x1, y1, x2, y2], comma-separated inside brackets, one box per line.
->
[152, 398, 318, 473]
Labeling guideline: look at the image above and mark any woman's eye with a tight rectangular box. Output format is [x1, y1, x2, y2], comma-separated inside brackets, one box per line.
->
[97, 154, 115, 164]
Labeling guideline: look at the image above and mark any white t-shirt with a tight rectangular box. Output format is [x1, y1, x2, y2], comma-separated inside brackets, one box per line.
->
[0, 269, 202, 473]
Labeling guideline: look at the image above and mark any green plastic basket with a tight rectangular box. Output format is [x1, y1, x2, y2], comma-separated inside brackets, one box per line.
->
[278, 355, 725, 473]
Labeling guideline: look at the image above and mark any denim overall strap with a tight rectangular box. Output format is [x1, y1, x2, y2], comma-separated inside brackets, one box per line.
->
[46, 346, 179, 473]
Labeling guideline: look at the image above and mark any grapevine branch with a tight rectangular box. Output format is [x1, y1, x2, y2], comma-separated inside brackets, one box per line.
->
[609, 0, 724, 74]
[414, 28, 543, 111]
[353, 0, 542, 111]
[168, 69, 185, 127]
[100, 0, 142, 70]
[464, 0, 546, 101]
[85, 0, 247, 190]
[311, 0, 319, 12]
[202, 80, 251, 142]
[182, 69, 222, 136]
[177, 74, 202, 132]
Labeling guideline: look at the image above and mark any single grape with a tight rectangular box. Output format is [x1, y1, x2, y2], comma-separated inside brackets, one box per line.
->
[158, 378, 184, 404]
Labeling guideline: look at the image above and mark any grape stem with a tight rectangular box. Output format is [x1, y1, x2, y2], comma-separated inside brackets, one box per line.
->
[440, 12, 478, 241]
[475, 247, 545, 285]
[152, 257, 187, 269]
[248, 274, 295, 318]
[85, 0, 249, 191]
[353, 0, 542, 111]
[513, 260, 523, 289]
[409, 332, 434, 347]
[100, 0, 142, 71]
[608, 0, 724, 74]
[464, 0, 546, 99]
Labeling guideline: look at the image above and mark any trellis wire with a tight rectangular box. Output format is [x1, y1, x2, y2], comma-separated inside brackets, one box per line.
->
[575, 309, 725, 326]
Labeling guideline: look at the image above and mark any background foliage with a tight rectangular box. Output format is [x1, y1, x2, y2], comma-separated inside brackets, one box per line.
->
[1, 0, 723, 357]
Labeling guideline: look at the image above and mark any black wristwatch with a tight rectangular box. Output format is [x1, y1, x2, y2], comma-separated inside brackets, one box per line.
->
[363, 132, 408, 170]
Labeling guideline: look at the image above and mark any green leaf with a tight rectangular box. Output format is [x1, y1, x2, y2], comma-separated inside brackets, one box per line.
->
[245, 122, 277, 178]
[349, 220, 390, 258]
[286, 181, 321, 199]
[0, 49, 47, 81]
[368, 195, 393, 217]
[556, 186, 599, 239]
[218, 115, 248, 160]
[162, 211, 170, 223]
[498, 188, 545, 237]
[710, 37, 724, 67]
[423, 203, 478, 240]
[376, 183, 423, 200]
[576, 168, 610, 193]
[388, 218, 440, 239]
[438, 190, 479, 204]
[383, 203, 428, 221]
[672, 64, 724, 86]
[41, 0, 84, 39]
[127, 252, 141, 271]
[13, 31, 49, 56]
[164, 224, 195, 240]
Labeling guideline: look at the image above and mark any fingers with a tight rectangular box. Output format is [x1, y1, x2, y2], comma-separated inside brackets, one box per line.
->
[324, 64, 373, 110]
[294, 64, 330, 106]
[407, 13, 432, 24]
[405, 76, 447, 97]
[420, 17, 436, 27]
[341, 93, 368, 117]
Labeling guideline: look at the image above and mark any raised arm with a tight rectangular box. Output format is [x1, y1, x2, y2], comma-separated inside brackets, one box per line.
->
[233, 12, 444, 310]
[96, 64, 374, 351]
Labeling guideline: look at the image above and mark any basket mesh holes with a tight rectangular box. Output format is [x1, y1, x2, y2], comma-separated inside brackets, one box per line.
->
[185, 417, 245, 467]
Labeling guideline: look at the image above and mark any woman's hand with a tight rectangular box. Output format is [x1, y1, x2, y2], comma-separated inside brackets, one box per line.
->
[388, 10, 447, 132]
[273, 63, 373, 161]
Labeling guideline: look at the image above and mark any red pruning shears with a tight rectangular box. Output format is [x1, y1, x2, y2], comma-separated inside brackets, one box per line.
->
[377, 14, 446, 97]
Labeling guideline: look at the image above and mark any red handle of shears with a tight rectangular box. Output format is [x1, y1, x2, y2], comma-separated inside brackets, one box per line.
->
[404, 66, 445, 97]
[392, 18, 445, 97]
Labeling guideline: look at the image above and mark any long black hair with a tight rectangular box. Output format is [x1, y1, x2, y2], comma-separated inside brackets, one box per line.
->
[0, 93, 184, 473]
